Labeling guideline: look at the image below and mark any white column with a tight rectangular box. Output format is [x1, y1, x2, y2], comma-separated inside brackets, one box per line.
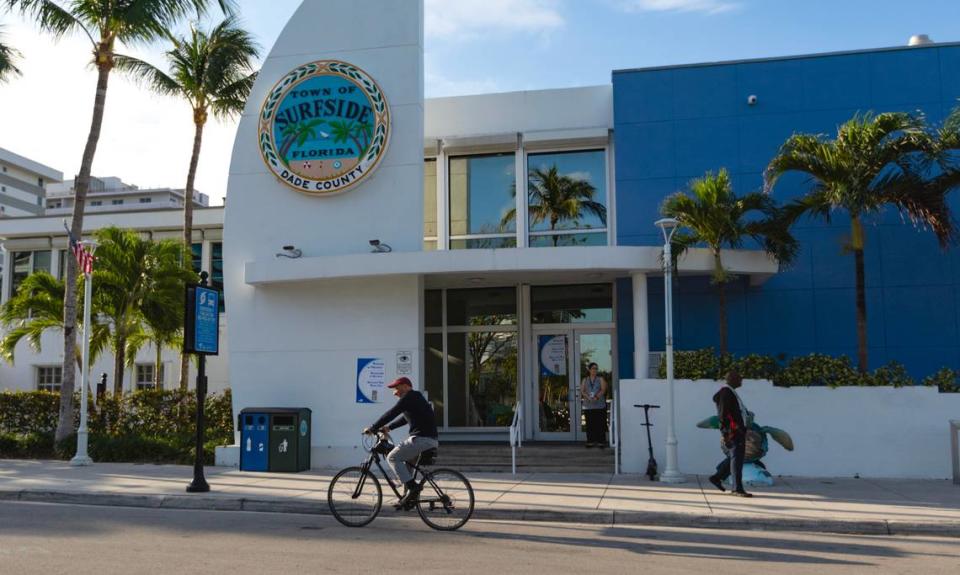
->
[514, 133, 527, 248]
[436, 142, 448, 250]
[631, 272, 649, 379]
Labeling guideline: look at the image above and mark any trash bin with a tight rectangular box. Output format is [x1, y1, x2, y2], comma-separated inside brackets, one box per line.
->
[238, 410, 269, 471]
[238, 407, 311, 472]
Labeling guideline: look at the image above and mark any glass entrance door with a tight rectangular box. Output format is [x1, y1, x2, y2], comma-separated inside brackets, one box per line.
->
[534, 330, 613, 441]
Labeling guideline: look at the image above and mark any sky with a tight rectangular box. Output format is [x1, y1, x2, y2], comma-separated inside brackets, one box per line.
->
[2, 0, 960, 205]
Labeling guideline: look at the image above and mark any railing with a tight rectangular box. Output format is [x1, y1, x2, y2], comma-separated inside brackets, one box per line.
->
[509, 401, 523, 475]
[609, 395, 619, 475]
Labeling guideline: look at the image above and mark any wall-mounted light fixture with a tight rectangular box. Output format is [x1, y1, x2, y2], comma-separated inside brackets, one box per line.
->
[276, 245, 302, 259]
[369, 239, 392, 253]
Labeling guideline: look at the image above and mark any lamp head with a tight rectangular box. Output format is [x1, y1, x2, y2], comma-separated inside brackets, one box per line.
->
[655, 217, 679, 243]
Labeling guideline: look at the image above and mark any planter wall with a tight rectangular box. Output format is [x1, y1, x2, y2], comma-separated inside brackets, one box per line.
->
[619, 378, 960, 479]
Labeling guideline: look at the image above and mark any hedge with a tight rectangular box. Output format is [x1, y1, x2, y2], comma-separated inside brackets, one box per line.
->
[0, 389, 234, 462]
[655, 348, 958, 391]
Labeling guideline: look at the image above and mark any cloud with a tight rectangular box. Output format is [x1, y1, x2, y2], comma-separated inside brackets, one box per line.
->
[612, 0, 740, 14]
[425, 0, 564, 40]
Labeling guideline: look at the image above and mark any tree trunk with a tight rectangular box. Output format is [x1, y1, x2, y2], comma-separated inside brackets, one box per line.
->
[155, 341, 163, 389]
[55, 58, 112, 444]
[852, 216, 868, 374]
[180, 115, 205, 392]
[714, 251, 728, 356]
[113, 334, 126, 395]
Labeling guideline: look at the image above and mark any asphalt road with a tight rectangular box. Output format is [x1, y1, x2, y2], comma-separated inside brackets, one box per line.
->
[2, 501, 959, 575]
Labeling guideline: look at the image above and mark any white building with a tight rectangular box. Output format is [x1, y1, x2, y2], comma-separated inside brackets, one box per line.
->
[45, 176, 209, 215]
[0, 1, 773, 470]
[0, 147, 61, 218]
[0, 207, 227, 393]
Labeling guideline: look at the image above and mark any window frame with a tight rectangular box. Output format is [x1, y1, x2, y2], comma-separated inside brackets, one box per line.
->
[523, 146, 611, 248]
[36, 365, 63, 392]
[424, 140, 614, 250]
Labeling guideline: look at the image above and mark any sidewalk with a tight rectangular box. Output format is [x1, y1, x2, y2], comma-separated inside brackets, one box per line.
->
[2, 459, 959, 536]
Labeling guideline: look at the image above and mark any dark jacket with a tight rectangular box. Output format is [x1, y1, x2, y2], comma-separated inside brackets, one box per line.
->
[713, 386, 745, 445]
[369, 390, 438, 439]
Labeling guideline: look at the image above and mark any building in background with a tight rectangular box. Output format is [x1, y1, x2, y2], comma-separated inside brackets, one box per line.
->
[45, 176, 209, 215]
[0, 147, 61, 219]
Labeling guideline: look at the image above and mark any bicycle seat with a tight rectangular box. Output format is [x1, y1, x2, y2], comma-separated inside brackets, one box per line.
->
[411, 448, 438, 466]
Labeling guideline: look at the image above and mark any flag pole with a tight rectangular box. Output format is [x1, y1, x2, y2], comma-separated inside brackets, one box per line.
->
[71, 239, 98, 467]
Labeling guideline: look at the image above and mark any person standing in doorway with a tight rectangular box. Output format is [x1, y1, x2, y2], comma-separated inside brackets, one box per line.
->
[580, 362, 608, 448]
[708, 370, 753, 497]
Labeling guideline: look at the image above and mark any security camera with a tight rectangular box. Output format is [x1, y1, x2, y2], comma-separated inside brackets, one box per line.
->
[369, 239, 392, 253]
[368, 239, 380, 247]
[747, 95, 758, 106]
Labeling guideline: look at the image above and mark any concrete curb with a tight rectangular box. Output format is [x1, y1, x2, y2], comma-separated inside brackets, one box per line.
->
[3, 488, 959, 537]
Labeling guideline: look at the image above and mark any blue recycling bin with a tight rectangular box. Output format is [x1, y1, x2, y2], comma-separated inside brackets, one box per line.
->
[239, 411, 269, 471]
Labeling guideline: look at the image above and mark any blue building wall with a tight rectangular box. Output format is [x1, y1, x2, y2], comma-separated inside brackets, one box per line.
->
[613, 43, 960, 379]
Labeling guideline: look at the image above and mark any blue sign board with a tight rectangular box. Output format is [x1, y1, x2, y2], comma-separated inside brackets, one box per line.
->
[193, 286, 220, 354]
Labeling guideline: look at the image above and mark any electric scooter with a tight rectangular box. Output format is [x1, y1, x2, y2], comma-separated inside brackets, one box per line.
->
[634, 404, 660, 480]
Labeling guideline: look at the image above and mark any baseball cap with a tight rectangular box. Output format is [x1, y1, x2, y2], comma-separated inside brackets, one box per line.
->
[387, 376, 412, 389]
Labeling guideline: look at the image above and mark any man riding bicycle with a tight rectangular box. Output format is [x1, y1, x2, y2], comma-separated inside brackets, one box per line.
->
[362, 376, 438, 508]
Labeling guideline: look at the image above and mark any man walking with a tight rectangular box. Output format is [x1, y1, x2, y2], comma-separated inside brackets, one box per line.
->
[707, 370, 753, 497]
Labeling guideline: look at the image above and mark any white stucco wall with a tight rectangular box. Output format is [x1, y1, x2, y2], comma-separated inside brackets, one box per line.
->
[0, 324, 228, 394]
[222, 0, 425, 468]
[620, 378, 960, 479]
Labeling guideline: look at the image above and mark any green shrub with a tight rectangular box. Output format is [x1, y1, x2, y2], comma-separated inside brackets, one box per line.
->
[0, 389, 234, 462]
[655, 349, 953, 391]
[922, 368, 960, 393]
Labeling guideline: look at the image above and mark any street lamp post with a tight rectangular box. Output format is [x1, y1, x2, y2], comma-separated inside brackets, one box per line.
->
[655, 218, 685, 484]
[71, 239, 99, 467]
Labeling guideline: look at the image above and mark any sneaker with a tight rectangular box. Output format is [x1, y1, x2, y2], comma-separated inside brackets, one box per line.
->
[707, 475, 726, 492]
[730, 489, 753, 498]
[397, 483, 422, 508]
[585, 443, 594, 448]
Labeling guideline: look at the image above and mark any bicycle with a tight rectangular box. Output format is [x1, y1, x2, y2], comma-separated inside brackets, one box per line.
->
[327, 431, 475, 531]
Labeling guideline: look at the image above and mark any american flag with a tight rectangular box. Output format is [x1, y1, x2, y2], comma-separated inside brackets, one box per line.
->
[64, 222, 95, 275]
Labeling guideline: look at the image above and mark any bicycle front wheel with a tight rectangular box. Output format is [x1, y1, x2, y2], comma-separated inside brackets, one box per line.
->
[327, 466, 382, 527]
[416, 468, 474, 531]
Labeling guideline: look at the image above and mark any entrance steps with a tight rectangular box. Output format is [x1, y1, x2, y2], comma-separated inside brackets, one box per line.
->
[433, 442, 614, 473]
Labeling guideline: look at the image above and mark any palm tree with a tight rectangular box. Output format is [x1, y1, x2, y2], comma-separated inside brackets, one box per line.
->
[92, 227, 195, 394]
[662, 169, 798, 355]
[115, 15, 257, 390]
[501, 165, 607, 246]
[0, 25, 22, 82]
[5, 0, 232, 442]
[0, 272, 109, 369]
[765, 112, 957, 373]
[125, 242, 193, 388]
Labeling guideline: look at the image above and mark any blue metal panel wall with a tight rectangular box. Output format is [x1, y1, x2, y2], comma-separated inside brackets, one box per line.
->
[614, 44, 960, 378]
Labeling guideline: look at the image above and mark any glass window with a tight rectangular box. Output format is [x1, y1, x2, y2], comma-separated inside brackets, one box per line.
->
[424, 333, 444, 423]
[11, 251, 32, 296]
[446, 332, 517, 427]
[446, 287, 517, 326]
[191, 243, 202, 273]
[111, 199, 123, 205]
[425, 289, 442, 328]
[449, 237, 516, 250]
[424, 159, 437, 244]
[212, 242, 225, 313]
[449, 153, 516, 248]
[33, 250, 51, 274]
[531, 284, 613, 324]
[136, 364, 163, 390]
[526, 149, 607, 247]
[37, 366, 62, 392]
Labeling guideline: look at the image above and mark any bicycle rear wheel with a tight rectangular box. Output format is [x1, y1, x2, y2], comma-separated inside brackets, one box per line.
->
[416, 468, 474, 531]
[328, 466, 382, 527]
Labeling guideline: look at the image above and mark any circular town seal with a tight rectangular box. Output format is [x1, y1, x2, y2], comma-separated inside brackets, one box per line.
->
[259, 60, 390, 195]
